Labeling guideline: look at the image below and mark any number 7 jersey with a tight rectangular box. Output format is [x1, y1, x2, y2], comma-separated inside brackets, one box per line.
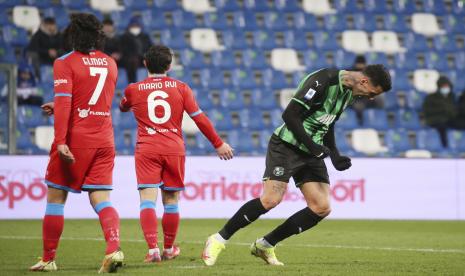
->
[53, 50, 117, 148]
[120, 75, 201, 155]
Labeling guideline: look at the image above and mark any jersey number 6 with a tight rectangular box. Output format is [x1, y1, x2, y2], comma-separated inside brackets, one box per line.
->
[147, 90, 171, 124]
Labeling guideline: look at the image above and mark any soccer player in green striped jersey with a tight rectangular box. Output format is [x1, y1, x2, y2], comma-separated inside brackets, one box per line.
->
[202, 64, 391, 266]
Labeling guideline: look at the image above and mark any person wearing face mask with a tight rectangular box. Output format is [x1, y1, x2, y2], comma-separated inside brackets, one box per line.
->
[120, 16, 152, 83]
[422, 76, 457, 148]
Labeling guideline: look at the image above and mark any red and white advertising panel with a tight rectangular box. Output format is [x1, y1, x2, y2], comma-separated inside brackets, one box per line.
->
[0, 156, 464, 220]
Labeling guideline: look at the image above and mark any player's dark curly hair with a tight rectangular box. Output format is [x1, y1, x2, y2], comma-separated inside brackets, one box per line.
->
[144, 45, 173, 74]
[67, 13, 105, 54]
[362, 64, 392, 92]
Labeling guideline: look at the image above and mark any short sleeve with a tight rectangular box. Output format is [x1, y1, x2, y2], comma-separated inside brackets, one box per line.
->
[53, 59, 73, 97]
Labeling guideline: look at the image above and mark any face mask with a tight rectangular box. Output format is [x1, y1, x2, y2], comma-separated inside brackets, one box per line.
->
[440, 87, 451, 95]
[129, 27, 141, 36]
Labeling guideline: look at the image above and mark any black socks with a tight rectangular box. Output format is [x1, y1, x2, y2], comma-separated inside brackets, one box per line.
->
[219, 198, 268, 240]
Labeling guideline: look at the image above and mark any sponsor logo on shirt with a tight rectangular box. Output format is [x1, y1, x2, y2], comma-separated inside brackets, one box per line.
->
[77, 108, 110, 118]
[54, 79, 68, 87]
[304, 88, 316, 100]
[145, 127, 179, 135]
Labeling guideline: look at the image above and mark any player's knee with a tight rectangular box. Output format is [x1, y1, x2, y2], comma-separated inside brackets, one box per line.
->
[260, 195, 283, 210]
[309, 202, 331, 217]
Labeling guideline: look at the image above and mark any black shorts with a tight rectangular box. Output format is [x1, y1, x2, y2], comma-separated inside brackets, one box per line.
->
[263, 135, 329, 186]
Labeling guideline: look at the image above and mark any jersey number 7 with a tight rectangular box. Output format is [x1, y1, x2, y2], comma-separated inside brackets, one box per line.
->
[88, 67, 108, 105]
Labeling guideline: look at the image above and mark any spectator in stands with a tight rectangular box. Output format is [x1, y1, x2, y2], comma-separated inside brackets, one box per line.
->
[349, 55, 384, 124]
[0, 63, 42, 106]
[27, 17, 63, 78]
[120, 16, 152, 83]
[422, 76, 457, 147]
[102, 18, 122, 65]
[452, 89, 465, 130]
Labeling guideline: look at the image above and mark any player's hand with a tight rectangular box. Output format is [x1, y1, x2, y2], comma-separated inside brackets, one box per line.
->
[330, 153, 352, 171]
[57, 144, 75, 164]
[216, 142, 234, 160]
[41, 102, 54, 116]
[309, 144, 331, 159]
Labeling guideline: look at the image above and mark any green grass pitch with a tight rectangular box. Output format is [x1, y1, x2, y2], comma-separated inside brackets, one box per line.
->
[0, 219, 464, 275]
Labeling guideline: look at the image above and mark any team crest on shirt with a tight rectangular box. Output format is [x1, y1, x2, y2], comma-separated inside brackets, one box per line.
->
[77, 107, 90, 118]
[273, 166, 284, 176]
[304, 88, 316, 100]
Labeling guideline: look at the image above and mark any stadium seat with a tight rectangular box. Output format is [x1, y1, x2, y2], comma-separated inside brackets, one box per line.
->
[200, 69, 226, 89]
[61, 0, 89, 9]
[302, 0, 336, 15]
[424, 51, 450, 71]
[334, 50, 356, 69]
[371, 31, 406, 54]
[283, 30, 311, 50]
[231, 69, 257, 89]
[252, 89, 278, 110]
[263, 69, 288, 89]
[263, 12, 288, 31]
[393, 53, 419, 71]
[442, 15, 465, 34]
[394, 109, 421, 130]
[118, 110, 137, 129]
[384, 129, 411, 153]
[161, 30, 188, 50]
[42, 7, 70, 29]
[0, 43, 16, 63]
[26, 0, 55, 8]
[362, 109, 389, 130]
[239, 109, 265, 130]
[433, 35, 458, 52]
[116, 68, 128, 89]
[292, 12, 318, 32]
[270, 48, 305, 73]
[447, 130, 465, 152]
[413, 69, 439, 94]
[400, 32, 430, 52]
[182, 0, 216, 14]
[342, 30, 371, 54]
[404, 149, 432, 158]
[334, 129, 355, 155]
[351, 128, 388, 155]
[2, 25, 29, 47]
[333, 0, 360, 13]
[275, 0, 300, 12]
[203, 12, 229, 30]
[383, 14, 408, 32]
[220, 89, 250, 110]
[90, 0, 123, 13]
[12, 6, 40, 33]
[0, 104, 8, 128]
[34, 126, 54, 151]
[214, 0, 241, 11]
[180, 49, 206, 69]
[172, 10, 201, 29]
[252, 31, 277, 50]
[353, 13, 377, 32]
[364, 0, 388, 13]
[389, 69, 413, 91]
[122, 0, 149, 9]
[205, 108, 233, 131]
[190, 28, 225, 52]
[323, 14, 347, 32]
[227, 130, 260, 155]
[211, 51, 237, 69]
[393, 0, 416, 14]
[313, 31, 338, 51]
[404, 90, 426, 110]
[221, 30, 248, 50]
[182, 112, 199, 135]
[136, 68, 147, 82]
[243, 0, 272, 11]
[411, 13, 445, 36]
[154, 0, 181, 10]
[416, 129, 444, 152]
[365, 52, 389, 66]
[337, 109, 359, 130]
[279, 88, 294, 109]
[17, 105, 47, 127]
[242, 49, 268, 69]
[422, 0, 447, 15]
[232, 11, 259, 30]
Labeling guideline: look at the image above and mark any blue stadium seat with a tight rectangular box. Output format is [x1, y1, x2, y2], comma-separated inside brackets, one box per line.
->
[303, 49, 327, 71]
[424, 51, 450, 71]
[243, 0, 272, 11]
[204, 12, 229, 30]
[172, 11, 200, 29]
[394, 109, 422, 130]
[323, 14, 348, 32]
[422, 0, 447, 15]
[0, 43, 16, 63]
[119, 110, 137, 129]
[153, 0, 181, 10]
[180, 49, 206, 69]
[227, 130, 260, 155]
[0, 104, 7, 128]
[114, 132, 134, 155]
[194, 89, 215, 110]
[442, 15, 464, 34]
[169, 69, 194, 85]
[211, 51, 237, 69]
[336, 109, 359, 129]
[334, 50, 356, 69]
[222, 30, 248, 50]
[389, 69, 412, 91]
[333, 0, 361, 13]
[269, 108, 283, 128]
[416, 129, 444, 152]
[364, 0, 388, 13]
[362, 109, 389, 130]
[400, 33, 430, 52]
[40, 65, 54, 84]
[252, 31, 277, 50]
[313, 31, 338, 51]
[200, 69, 226, 89]
[111, 10, 132, 31]
[117, 68, 128, 89]
[26, 0, 56, 8]
[334, 129, 356, 155]
[393, 53, 419, 71]
[251, 89, 278, 110]
[263, 12, 288, 31]
[214, 0, 241, 11]
[16, 128, 47, 155]
[392, 0, 416, 13]
[353, 13, 377, 32]
[405, 90, 426, 110]
[384, 129, 411, 153]
[447, 130, 465, 152]
[283, 30, 311, 50]
[274, 0, 300, 12]
[61, 0, 89, 9]
[232, 11, 259, 30]
[292, 12, 318, 32]
[383, 92, 400, 110]
[242, 49, 268, 69]
[231, 69, 257, 89]
[239, 109, 265, 130]
[433, 35, 458, 52]
[123, 0, 149, 10]
[365, 52, 389, 66]
[136, 68, 147, 82]
[2, 25, 29, 47]
[161, 30, 188, 50]
[0, 0, 20, 8]
[42, 7, 70, 29]
[205, 108, 233, 131]
[382, 14, 408, 32]
[263, 69, 288, 89]
[220, 89, 249, 110]
[17, 105, 47, 127]
[141, 10, 168, 29]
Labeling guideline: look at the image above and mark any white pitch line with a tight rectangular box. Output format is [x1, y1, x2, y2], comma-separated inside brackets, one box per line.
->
[0, 235, 464, 254]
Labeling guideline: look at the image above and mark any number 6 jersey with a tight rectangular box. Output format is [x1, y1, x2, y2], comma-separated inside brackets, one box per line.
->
[53, 50, 117, 148]
[120, 75, 209, 155]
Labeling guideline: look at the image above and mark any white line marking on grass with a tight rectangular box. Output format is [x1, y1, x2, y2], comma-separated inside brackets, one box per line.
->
[1, 235, 464, 254]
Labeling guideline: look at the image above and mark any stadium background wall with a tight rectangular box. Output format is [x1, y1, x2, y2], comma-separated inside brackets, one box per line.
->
[0, 156, 464, 220]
